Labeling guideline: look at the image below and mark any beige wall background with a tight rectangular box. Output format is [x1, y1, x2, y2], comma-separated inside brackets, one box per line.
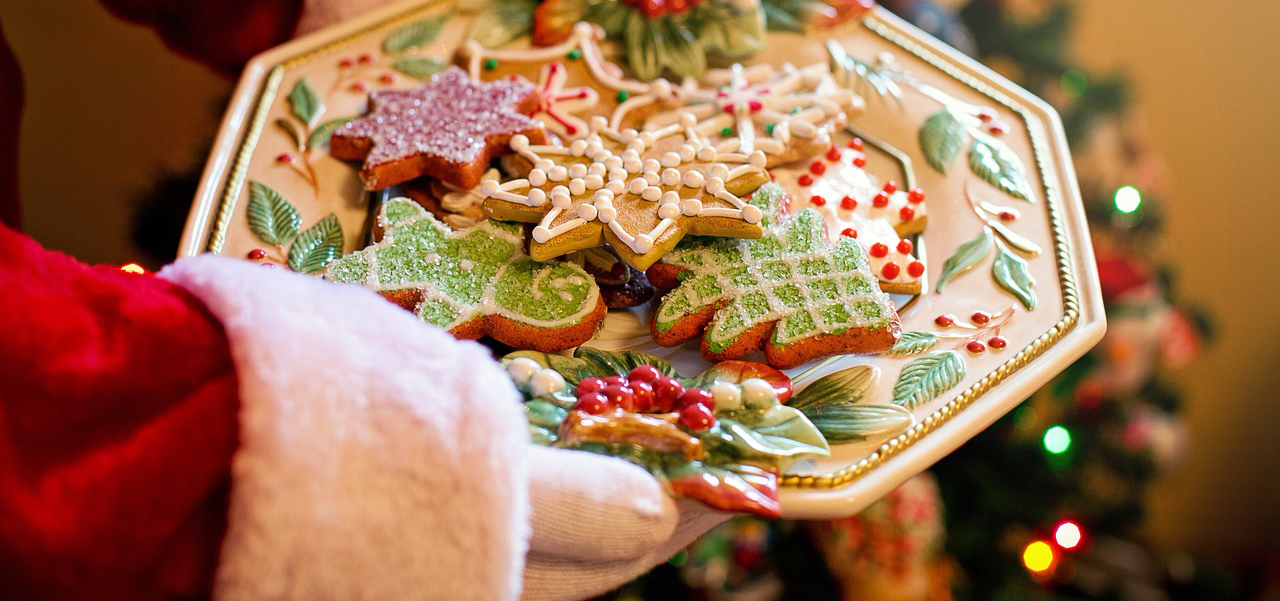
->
[5, 0, 1279, 554]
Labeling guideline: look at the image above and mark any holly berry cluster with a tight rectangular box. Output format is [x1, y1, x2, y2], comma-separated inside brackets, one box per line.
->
[935, 309, 1011, 355]
[505, 359, 781, 434]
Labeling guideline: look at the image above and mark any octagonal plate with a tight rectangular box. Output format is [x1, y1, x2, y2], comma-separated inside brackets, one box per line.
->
[180, 0, 1105, 518]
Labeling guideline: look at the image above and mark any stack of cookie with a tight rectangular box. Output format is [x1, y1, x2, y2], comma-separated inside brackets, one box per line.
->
[325, 22, 921, 369]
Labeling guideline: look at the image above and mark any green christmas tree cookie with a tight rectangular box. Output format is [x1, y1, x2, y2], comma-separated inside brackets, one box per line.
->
[326, 198, 606, 351]
[648, 183, 902, 369]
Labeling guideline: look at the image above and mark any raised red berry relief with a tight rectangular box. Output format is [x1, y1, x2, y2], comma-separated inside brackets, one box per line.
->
[576, 377, 606, 397]
[872, 193, 889, 208]
[896, 239, 913, 255]
[840, 196, 856, 210]
[966, 340, 987, 354]
[908, 188, 926, 203]
[379, 73, 397, 85]
[907, 261, 926, 278]
[350, 82, 370, 93]
[809, 161, 826, 176]
[680, 388, 714, 411]
[630, 380, 656, 413]
[999, 211, 1017, 222]
[989, 336, 1008, 349]
[810, 195, 826, 206]
[826, 147, 842, 162]
[358, 53, 375, 65]
[247, 249, 267, 261]
[882, 180, 897, 194]
[935, 314, 955, 327]
[654, 377, 684, 412]
[339, 58, 355, 69]
[976, 108, 995, 123]
[603, 384, 634, 411]
[988, 121, 1008, 136]
[971, 311, 991, 325]
[853, 156, 867, 168]
[575, 392, 610, 415]
[841, 228, 857, 238]
[881, 262, 901, 279]
[899, 206, 915, 222]
[679, 403, 716, 432]
[628, 365, 662, 384]
[847, 137, 864, 150]
[275, 153, 294, 164]
[797, 174, 813, 186]
[870, 243, 889, 258]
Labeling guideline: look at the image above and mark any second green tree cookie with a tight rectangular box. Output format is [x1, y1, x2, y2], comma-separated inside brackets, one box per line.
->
[648, 184, 902, 369]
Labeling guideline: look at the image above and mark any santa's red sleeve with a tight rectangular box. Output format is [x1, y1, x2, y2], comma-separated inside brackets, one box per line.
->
[0, 225, 533, 601]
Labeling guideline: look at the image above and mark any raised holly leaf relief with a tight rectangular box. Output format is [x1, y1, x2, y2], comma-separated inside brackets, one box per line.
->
[992, 244, 1037, 310]
[969, 135, 1034, 202]
[325, 198, 604, 351]
[287, 78, 324, 127]
[287, 214, 344, 274]
[383, 16, 447, 54]
[246, 181, 301, 247]
[886, 331, 941, 357]
[919, 109, 966, 174]
[892, 350, 966, 410]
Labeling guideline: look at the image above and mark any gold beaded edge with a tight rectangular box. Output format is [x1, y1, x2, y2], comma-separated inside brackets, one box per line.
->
[205, 0, 454, 254]
[779, 12, 1080, 490]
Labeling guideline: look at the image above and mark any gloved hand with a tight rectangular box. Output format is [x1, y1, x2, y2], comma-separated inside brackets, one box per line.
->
[522, 446, 730, 601]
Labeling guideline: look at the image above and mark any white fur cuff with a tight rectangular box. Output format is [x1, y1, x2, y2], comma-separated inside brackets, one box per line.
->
[162, 256, 530, 601]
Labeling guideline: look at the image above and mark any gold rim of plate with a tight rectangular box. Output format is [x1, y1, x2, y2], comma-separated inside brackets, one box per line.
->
[200, 3, 1079, 492]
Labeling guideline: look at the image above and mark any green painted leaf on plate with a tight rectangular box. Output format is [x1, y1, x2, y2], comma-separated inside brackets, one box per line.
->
[892, 350, 966, 410]
[469, 0, 536, 48]
[887, 331, 940, 357]
[802, 404, 913, 444]
[935, 227, 993, 293]
[992, 244, 1037, 310]
[274, 118, 304, 150]
[307, 117, 353, 150]
[575, 347, 678, 380]
[287, 214, 344, 273]
[246, 181, 300, 247]
[919, 110, 966, 174]
[391, 57, 448, 81]
[788, 366, 876, 411]
[988, 220, 1042, 256]
[738, 405, 829, 453]
[287, 78, 324, 127]
[525, 400, 568, 430]
[383, 16, 447, 54]
[707, 417, 829, 464]
[969, 135, 1035, 201]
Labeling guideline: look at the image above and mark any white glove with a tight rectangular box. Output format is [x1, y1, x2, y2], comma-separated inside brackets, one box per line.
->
[522, 446, 730, 601]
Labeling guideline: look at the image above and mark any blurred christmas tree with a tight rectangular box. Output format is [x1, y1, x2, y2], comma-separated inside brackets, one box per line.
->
[595, 1, 1232, 600]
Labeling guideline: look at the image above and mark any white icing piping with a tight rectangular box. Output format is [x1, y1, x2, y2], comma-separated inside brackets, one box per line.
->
[483, 116, 766, 256]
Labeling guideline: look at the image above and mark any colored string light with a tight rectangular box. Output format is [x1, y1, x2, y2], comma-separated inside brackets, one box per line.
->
[120, 263, 146, 274]
[1023, 541, 1056, 573]
[1044, 425, 1071, 454]
[1054, 521, 1082, 549]
[1115, 186, 1142, 214]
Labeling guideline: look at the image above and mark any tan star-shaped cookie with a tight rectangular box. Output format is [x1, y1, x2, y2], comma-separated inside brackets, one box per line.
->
[481, 115, 769, 271]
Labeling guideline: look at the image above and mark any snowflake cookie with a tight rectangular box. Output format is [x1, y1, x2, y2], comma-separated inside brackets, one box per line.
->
[330, 67, 547, 190]
[460, 22, 677, 139]
[640, 62, 861, 168]
[775, 137, 929, 294]
[481, 114, 771, 271]
[648, 183, 902, 369]
[325, 197, 606, 352]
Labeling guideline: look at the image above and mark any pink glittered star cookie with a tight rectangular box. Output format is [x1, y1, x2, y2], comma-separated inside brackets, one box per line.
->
[331, 67, 548, 190]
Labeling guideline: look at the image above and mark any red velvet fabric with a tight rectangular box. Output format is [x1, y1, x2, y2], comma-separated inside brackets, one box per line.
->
[0, 225, 240, 601]
[98, 0, 304, 77]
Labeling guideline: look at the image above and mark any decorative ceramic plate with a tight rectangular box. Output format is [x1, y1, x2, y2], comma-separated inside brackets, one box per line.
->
[180, 0, 1105, 518]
